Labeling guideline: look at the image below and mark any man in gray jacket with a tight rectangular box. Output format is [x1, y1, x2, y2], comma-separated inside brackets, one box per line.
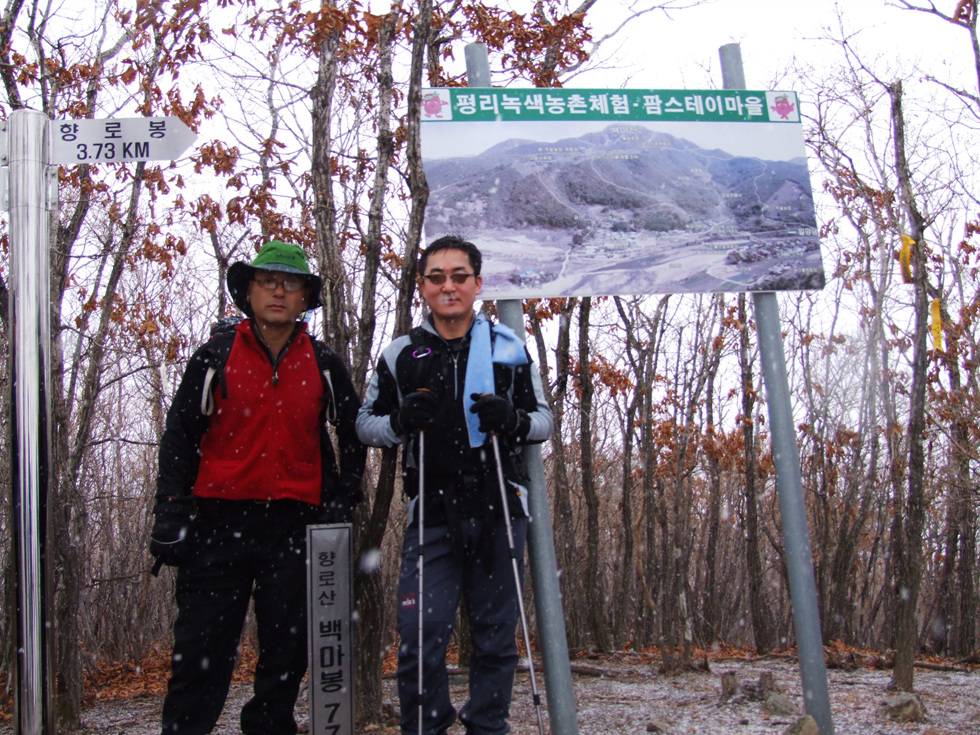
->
[356, 236, 552, 735]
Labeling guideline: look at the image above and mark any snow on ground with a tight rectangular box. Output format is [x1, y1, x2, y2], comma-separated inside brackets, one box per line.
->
[507, 655, 979, 735]
[2, 654, 976, 734]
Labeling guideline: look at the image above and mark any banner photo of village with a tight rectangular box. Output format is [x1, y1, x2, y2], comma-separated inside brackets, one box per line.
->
[420, 87, 825, 300]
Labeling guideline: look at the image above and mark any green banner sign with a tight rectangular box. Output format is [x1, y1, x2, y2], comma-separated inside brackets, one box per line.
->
[421, 88, 800, 124]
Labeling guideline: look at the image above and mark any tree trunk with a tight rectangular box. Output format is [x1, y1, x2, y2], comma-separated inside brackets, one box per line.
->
[310, 2, 352, 359]
[955, 486, 976, 656]
[354, 447, 398, 724]
[738, 295, 773, 653]
[611, 296, 662, 650]
[51, 164, 147, 725]
[938, 308, 977, 656]
[530, 299, 582, 647]
[638, 300, 670, 646]
[353, 0, 432, 724]
[353, 10, 397, 392]
[700, 353, 722, 644]
[611, 379, 639, 649]
[824, 343, 876, 646]
[889, 80, 930, 692]
[577, 297, 611, 652]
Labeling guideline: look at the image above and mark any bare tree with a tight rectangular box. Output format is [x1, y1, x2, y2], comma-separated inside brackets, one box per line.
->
[736, 295, 774, 653]
[888, 80, 932, 691]
[576, 297, 612, 651]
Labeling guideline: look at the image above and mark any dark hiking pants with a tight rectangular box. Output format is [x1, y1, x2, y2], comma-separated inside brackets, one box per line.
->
[161, 500, 314, 735]
[396, 516, 527, 735]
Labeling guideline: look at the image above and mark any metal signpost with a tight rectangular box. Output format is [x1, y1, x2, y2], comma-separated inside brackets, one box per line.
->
[464, 43, 581, 735]
[4, 110, 195, 734]
[719, 43, 835, 734]
[6, 107, 55, 735]
[306, 524, 355, 735]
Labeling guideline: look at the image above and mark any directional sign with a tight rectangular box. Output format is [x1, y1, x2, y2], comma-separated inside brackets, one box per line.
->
[48, 116, 197, 164]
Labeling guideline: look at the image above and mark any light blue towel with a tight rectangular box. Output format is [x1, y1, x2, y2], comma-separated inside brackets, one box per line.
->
[463, 313, 529, 448]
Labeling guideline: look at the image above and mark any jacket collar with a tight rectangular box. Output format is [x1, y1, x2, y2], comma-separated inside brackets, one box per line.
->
[420, 311, 479, 343]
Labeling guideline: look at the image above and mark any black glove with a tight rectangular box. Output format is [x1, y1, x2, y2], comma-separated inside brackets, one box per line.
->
[469, 393, 524, 435]
[149, 497, 195, 574]
[391, 390, 439, 434]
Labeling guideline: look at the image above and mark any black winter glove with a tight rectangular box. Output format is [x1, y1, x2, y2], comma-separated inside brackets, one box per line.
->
[391, 390, 439, 434]
[469, 393, 525, 435]
[149, 497, 196, 574]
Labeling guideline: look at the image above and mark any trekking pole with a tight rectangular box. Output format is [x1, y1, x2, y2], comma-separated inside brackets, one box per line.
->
[417, 428, 425, 735]
[490, 433, 547, 735]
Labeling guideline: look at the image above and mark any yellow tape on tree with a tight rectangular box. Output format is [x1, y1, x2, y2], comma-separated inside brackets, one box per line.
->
[931, 298, 943, 352]
[900, 234, 915, 284]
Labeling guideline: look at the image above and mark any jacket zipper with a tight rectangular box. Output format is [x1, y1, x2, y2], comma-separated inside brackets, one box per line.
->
[450, 352, 459, 400]
[258, 328, 301, 386]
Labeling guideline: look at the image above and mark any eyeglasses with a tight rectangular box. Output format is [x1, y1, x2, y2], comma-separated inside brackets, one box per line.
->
[252, 272, 307, 292]
[421, 272, 476, 286]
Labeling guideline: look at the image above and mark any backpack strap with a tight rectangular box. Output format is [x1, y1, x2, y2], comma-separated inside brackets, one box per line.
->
[201, 366, 218, 416]
[322, 364, 337, 425]
[198, 327, 237, 417]
[312, 340, 339, 426]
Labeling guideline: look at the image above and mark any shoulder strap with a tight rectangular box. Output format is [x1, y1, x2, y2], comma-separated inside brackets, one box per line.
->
[199, 329, 237, 417]
[311, 340, 339, 425]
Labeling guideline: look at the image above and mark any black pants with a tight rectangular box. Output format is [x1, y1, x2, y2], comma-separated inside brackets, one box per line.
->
[161, 500, 315, 735]
[396, 516, 527, 735]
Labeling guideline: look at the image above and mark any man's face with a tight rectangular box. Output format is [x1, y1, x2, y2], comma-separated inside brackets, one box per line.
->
[419, 248, 482, 322]
[247, 269, 310, 327]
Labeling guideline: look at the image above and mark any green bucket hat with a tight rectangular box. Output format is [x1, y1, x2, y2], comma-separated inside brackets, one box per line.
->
[227, 240, 323, 314]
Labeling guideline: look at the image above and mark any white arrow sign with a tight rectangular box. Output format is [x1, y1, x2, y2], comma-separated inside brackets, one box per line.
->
[48, 116, 197, 164]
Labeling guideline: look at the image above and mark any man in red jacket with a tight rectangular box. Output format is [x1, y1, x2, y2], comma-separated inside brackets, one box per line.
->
[150, 241, 364, 735]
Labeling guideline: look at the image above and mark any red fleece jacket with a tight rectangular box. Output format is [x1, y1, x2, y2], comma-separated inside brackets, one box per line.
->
[193, 320, 324, 505]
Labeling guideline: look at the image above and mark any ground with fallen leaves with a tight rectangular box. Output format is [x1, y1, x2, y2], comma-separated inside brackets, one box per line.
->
[1, 644, 977, 734]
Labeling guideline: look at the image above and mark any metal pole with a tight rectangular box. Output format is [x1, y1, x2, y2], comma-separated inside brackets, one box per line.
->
[417, 430, 425, 735]
[464, 44, 491, 87]
[719, 43, 835, 735]
[490, 434, 546, 735]
[465, 42, 580, 735]
[7, 108, 55, 734]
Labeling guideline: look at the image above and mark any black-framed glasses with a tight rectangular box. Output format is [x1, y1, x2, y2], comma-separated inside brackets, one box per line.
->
[421, 272, 475, 286]
[253, 271, 307, 292]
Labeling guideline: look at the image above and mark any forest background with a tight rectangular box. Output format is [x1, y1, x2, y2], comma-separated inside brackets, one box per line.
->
[0, 0, 978, 730]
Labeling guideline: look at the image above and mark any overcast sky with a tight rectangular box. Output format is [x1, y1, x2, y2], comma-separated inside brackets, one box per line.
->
[375, 0, 968, 98]
[402, 0, 975, 159]
[570, 0, 968, 90]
